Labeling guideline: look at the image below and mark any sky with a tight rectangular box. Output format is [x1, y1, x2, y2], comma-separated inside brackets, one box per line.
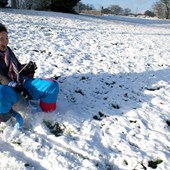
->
[81, 0, 158, 13]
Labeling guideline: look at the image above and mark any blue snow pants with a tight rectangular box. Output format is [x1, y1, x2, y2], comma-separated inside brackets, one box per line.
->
[0, 85, 21, 122]
[23, 78, 59, 112]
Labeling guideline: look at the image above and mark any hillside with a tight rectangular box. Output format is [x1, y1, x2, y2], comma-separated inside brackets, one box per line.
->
[0, 8, 170, 170]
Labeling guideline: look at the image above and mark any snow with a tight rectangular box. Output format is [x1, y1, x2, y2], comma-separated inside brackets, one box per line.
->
[0, 8, 170, 170]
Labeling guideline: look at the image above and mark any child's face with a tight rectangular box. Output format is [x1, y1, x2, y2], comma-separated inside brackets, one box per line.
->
[0, 31, 8, 52]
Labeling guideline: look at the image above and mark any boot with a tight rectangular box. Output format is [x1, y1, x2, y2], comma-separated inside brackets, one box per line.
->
[11, 109, 23, 129]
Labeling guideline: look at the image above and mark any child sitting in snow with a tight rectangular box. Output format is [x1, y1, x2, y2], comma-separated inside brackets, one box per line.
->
[0, 23, 59, 129]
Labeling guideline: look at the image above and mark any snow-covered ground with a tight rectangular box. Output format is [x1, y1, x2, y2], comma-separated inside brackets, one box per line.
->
[0, 8, 170, 170]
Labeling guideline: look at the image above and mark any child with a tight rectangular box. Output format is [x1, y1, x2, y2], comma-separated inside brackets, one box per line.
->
[0, 23, 59, 129]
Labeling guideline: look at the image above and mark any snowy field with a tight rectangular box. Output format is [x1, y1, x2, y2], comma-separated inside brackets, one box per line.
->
[0, 8, 170, 170]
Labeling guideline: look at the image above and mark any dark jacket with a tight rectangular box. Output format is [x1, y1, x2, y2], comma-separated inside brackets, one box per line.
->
[0, 46, 26, 85]
[0, 47, 22, 84]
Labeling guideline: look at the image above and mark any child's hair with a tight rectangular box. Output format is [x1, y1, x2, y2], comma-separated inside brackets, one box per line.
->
[0, 23, 8, 33]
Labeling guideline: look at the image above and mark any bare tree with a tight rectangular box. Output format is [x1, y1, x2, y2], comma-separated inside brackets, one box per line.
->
[24, 0, 34, 9]
[108, 5, 123, 15]
[33, 0, 50, 10]
[11, 0, 50, 10]
[11, 0, 17, 8]
[153, 0, 170, 19]
[124, 8, 131, 16]
[161, 0, 170, 19]
[11, 0, 27, 9]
